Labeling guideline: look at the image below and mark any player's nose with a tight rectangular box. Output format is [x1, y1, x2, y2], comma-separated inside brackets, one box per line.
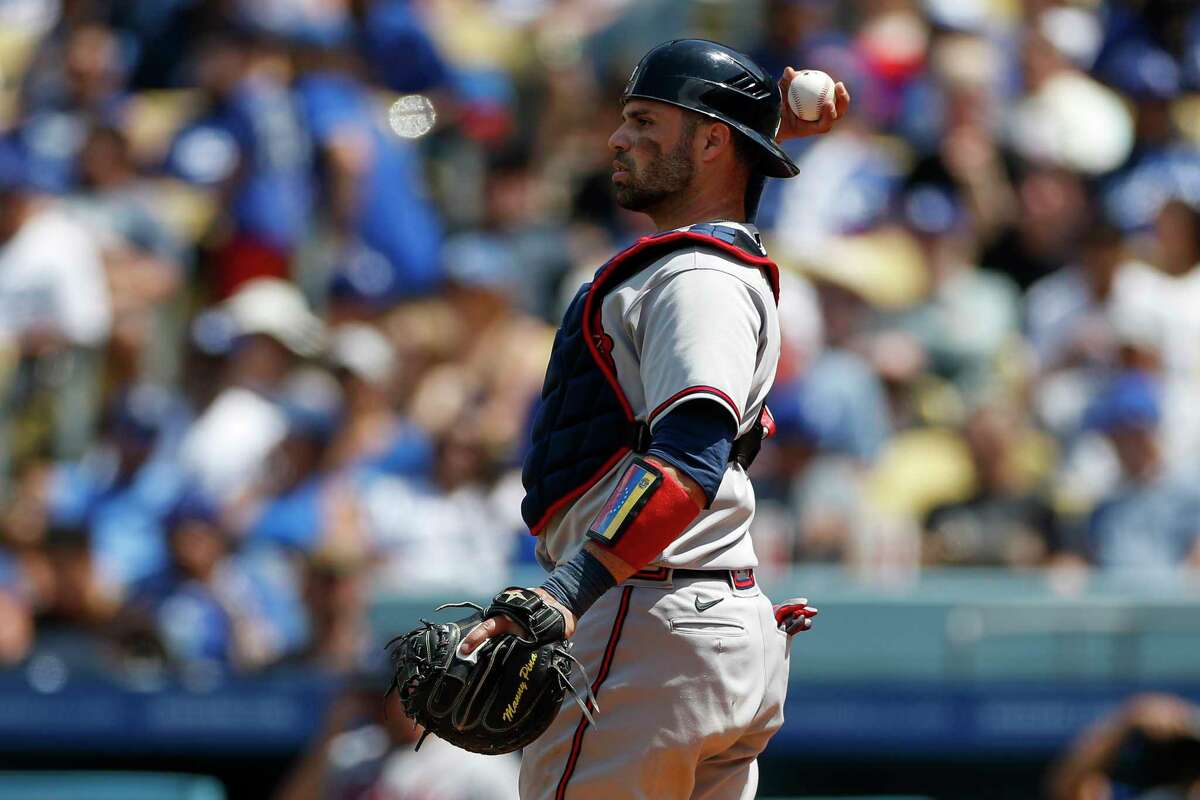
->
[608, 126, 630, 153]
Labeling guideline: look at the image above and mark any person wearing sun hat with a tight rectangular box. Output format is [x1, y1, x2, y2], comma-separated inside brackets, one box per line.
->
[179, 278, 326, 503]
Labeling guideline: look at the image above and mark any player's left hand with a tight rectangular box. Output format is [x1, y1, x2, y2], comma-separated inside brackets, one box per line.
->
[776, 67, 850, 142]
[459, 587, 576, 656]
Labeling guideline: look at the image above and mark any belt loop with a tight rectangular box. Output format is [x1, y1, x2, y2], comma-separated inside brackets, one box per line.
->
[730, 568, 755, 590]
[629, 566, 672, 584]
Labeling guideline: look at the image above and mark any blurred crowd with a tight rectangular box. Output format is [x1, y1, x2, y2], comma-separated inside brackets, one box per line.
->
[1, 0, 1200, 681]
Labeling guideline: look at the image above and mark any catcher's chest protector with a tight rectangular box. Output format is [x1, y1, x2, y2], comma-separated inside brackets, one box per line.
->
[520, 224, 778, 534]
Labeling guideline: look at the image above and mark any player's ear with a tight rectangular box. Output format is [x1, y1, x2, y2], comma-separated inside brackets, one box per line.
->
[699, 121, 733, 164]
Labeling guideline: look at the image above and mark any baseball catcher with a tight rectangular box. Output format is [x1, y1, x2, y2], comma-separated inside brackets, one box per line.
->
[388, 37, 845, 799]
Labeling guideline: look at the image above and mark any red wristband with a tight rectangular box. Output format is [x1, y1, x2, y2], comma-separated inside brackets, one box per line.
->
[585, 457, 700, 571]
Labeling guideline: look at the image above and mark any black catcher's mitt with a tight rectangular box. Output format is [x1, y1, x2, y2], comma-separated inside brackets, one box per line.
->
[386, 587, 595, 755]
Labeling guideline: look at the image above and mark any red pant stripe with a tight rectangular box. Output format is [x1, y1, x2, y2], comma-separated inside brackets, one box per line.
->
[553, 586, 633, 800]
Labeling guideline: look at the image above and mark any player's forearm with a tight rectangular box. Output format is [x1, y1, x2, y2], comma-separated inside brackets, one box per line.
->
[539, 398, 732, 619]
[582, 540, 637, 584]
[540, 456, 705, 618]
[584, 455, 705, 585]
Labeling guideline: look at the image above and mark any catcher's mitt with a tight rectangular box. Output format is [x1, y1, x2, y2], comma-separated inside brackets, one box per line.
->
[386, 587, 595, 755]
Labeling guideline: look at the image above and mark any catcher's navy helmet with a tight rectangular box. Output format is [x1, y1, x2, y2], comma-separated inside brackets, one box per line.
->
[621, 39, 799, 179]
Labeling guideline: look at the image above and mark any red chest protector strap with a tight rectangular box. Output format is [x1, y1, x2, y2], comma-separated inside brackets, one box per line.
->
[581, 228, 780, 423]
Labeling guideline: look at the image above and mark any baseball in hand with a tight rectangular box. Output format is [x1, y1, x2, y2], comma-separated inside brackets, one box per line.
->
[787, 70, 835, 122]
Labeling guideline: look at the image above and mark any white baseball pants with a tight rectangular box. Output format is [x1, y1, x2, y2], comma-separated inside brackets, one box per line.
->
[518, 569, 791, 800]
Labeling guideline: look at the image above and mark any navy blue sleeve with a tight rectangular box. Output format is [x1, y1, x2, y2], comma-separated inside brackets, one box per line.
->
[645, 399, 736, 508]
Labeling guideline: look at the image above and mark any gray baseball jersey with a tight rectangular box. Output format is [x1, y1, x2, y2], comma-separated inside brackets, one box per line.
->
[537, 222, 781, 572]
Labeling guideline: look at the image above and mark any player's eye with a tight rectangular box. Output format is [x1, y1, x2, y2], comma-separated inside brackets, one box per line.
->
[637, 118, 652, 127]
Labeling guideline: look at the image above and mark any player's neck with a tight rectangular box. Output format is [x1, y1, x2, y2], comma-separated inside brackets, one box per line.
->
[649, 181, 746, 232]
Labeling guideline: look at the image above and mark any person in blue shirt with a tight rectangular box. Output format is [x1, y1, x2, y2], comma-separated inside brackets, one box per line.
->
[124, 489, 308, 671]
[295, 49, 443, 300]
[325, 322, 433, 478]
[125, 491, 235, 667]
[47, 385, 187, 595]
[245, 394, 341, 553]
[354, 0, 450, 94]
[17, 22, 133, 194]
[1097, 38, 1200, 232]
[1084, 372, 1200, 571]
[165, 29, 314, 296]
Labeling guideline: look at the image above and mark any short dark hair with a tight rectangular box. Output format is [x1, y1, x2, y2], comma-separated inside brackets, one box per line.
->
[731, 130, 762, 173]
[680, 111, 703, 143]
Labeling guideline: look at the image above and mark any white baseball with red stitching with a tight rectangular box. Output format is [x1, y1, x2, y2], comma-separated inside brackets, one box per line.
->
[787, 69, 835, 122]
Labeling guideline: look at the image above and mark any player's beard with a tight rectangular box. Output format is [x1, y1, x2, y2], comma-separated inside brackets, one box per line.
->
[613, 127, 696, 212]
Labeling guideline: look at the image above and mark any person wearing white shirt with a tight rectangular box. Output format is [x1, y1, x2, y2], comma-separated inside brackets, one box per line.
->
[0, 191, 111, 350]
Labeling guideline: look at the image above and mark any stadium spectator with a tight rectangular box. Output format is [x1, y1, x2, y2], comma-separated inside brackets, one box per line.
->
[44, 385, 185, 595]
[324, 322, 431, 477]
[760, 369, 876, 565]
[70, 123, 185, 385]
[354, 0, 451, 95]
[364, 418, 523, 593]
[239, 368, 344, 552]
[983, 166, 1093, 291]
[403, 231, 553, 452]
[0, 138, 111, 352]
[1081, 372, 1200, 571]
[291, 547, 373, 674]
[18, 21, 132, 193]
[179, 278, 324, 503]
[121, 491, 237, 669]
[0, 548, 33, 665]
[1026, 217, 1165, 447]
[1051, 693, 1200, 800]
[294, 43, 443, 300]
[117, 486, 306, 673]
[1127, 199, 1200, 475]
[924, 404, 1061, 567]
[275, 676, 520, 800]
[37, 522, 114, 631]
[888, 179, 1021, 399]
[0, 135, 112, 467]
[1026, 220, 1150, 376]
[165, 28, 314, 297]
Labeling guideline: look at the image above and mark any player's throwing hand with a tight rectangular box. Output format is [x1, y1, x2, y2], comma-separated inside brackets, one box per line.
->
[776, 66, 850, 141]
